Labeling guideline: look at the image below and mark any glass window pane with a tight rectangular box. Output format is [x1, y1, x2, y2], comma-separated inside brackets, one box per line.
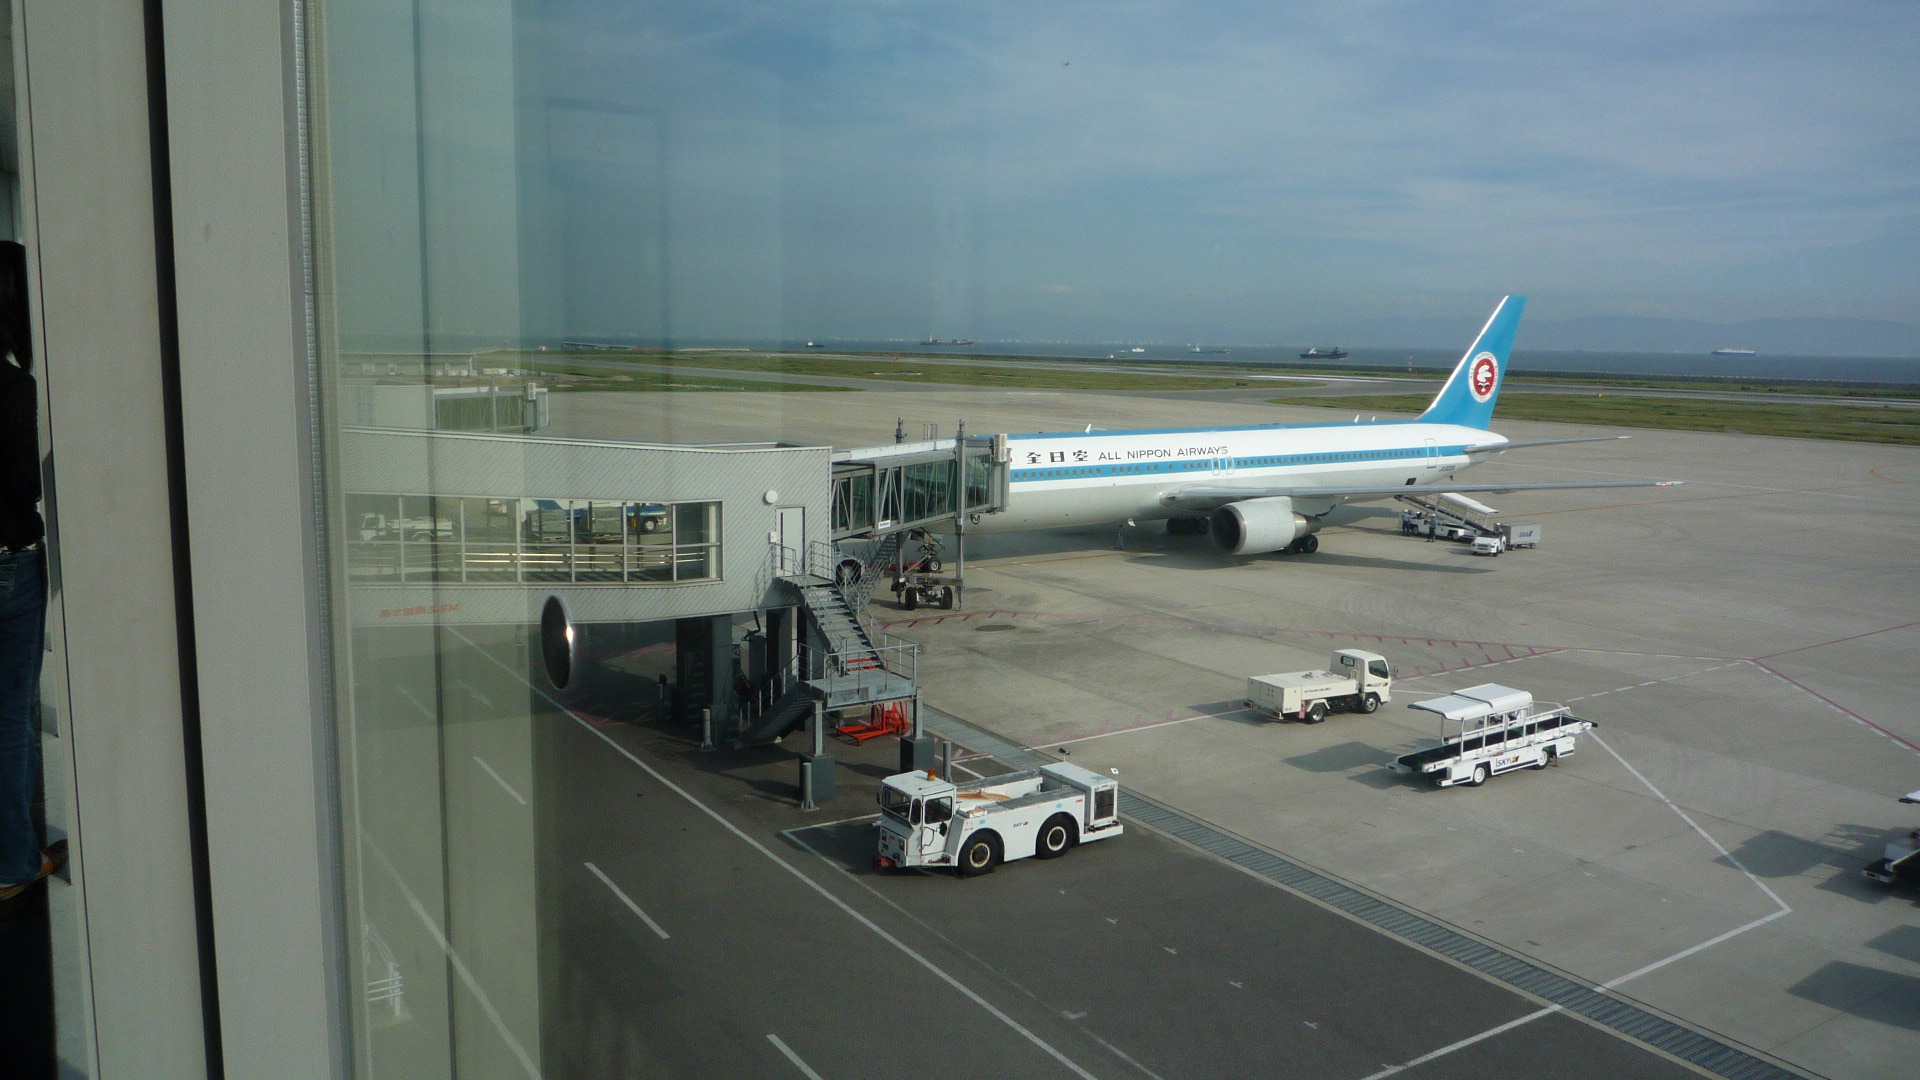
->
[674, 502, 715, 546]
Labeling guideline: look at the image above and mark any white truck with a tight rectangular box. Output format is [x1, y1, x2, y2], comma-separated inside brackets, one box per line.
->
[873, 762, 1123, 876]
[1862, 788, 1920, 885]
[1470, 534, 1506, 556]
[1388, 683, 1594, 788]
[1246, 649, 1392, 723]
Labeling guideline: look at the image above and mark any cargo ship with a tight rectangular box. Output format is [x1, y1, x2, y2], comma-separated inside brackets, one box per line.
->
[1711, 347, 1757, 356]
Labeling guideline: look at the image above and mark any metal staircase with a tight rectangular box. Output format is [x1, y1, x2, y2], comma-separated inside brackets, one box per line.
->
[841, 531, 904, 617]
[737, 540, 918, 744]
[1397, 492, 1501, 538]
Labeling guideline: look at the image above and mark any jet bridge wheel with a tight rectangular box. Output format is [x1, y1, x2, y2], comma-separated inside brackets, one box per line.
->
[959, 833, 1001, 877]
[1035, 815, 1078, 859]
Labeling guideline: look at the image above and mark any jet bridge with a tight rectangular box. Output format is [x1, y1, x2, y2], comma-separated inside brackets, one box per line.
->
[830, 428, 1008, 541]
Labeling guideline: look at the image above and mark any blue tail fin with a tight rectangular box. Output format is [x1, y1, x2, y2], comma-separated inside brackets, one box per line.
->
[1417, 296, 1525, 429]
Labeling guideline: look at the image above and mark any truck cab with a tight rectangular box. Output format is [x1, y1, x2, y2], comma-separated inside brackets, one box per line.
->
[1333, 648, 1392, 695]
[876, 771, 960, 868]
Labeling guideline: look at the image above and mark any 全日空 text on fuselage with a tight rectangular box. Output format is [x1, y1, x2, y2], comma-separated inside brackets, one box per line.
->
[981, 419, 1498, 532]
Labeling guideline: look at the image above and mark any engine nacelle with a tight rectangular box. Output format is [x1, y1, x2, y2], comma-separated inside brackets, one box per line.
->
[1210, 496, 1319, 554]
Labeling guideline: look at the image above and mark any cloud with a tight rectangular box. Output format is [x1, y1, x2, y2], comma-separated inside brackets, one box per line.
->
[512, 1, 1920, 337]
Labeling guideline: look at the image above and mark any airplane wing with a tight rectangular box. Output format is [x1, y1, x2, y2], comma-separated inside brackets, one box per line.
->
[1463, 435, 1630, 455]
[1160, 479, 1678, 511]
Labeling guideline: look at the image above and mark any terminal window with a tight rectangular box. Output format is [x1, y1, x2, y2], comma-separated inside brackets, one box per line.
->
[345, 495, 721, 585]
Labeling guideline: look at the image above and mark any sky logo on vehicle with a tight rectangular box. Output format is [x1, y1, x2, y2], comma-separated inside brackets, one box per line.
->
[1469, 352, 1499, 402]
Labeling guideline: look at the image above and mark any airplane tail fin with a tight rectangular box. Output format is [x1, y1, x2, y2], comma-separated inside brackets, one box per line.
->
[1418, 296, 1525, 430]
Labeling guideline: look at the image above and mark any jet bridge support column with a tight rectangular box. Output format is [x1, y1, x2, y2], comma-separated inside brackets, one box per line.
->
[899, 692, 936, 774]
[954, 420, 967, 609]
[800, 701, 835, 809]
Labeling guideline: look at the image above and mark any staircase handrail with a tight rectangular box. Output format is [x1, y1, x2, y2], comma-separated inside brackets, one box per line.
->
[840, 531, 904, 618]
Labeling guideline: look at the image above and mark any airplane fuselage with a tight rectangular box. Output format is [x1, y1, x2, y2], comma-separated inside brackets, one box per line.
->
[979, 420, 1501, 532]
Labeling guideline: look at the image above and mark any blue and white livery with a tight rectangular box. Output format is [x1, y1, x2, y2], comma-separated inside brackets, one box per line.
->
[971, 296, 1675, 555]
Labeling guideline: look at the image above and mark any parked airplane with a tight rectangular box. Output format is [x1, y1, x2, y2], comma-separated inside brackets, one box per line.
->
[975, 296, 1676, 554]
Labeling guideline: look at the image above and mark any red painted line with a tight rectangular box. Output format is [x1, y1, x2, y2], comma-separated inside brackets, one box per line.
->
[1753, 620, 1920, 661]
[1750, 661, 1920, 754]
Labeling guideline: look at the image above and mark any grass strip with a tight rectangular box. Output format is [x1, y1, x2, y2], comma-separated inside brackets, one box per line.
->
[534, 351, 1297, 392]
[1276, 393, 1920, 445]
[544, 370, 851, 393]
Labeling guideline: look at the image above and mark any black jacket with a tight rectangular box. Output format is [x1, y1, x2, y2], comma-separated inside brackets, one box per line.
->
[0, 358, 43, 552]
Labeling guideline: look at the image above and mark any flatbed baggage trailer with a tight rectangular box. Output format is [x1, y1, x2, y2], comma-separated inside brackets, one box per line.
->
[1389, 684, 1594, 788]
[874, 762, 1122, 876]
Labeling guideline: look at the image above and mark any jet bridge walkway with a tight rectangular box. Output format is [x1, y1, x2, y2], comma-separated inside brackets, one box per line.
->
[829, 428, 1008, 542]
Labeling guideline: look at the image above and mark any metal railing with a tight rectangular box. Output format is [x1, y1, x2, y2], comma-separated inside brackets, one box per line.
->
[347, 538, 719, 585]
[841, 532, 903, 616]
[771, 538, 838, 582]
[794, 631, 917, 698]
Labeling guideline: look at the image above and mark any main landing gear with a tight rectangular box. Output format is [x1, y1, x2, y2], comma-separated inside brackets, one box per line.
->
[1283, 534, 1319, 555]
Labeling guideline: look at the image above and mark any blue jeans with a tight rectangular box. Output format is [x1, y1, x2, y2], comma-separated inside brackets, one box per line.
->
[0, 546, 46, 884]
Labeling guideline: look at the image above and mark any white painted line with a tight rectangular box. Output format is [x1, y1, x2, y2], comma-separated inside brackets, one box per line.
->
[782, 812, 881, 835]
[1079, 1028, 1169, 1080]
[1357, 1006, 1559, 1080]
[474, 755, 528, 806]
[953, 760, 986, 779]
[1592, 732, 1791, 914]
[1051, 709, 1238, 747]
[584, 862, 670, 940]
[766, 1034, 826, 1080]
[365, 834, 544, 1080]
[395, 684, 435, 718]
[450, 628, 1103, 1080]
[1597, 908, 1790, 990]
[1352, 726, 1800, 1080]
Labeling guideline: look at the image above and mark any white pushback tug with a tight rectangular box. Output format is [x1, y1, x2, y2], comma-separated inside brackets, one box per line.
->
[874, 762, 1122, 876]
[1388, 684, 1594, 788]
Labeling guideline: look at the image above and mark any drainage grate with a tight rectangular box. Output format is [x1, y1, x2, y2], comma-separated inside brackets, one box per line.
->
[919, 707, 1806, 1080]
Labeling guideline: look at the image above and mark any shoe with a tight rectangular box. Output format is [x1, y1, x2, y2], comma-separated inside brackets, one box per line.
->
[0, 841, 68, 903]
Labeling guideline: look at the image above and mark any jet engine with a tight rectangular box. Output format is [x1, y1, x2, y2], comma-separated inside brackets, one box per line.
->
[1210, 496, 1320, 555]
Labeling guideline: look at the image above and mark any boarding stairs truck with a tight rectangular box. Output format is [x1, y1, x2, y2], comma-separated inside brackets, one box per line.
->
[1246, 649, 1392, 723]
[1388, 684, 1594, 788]
[1862, 788, 1920, 885]
[874, 762, 1122, 876]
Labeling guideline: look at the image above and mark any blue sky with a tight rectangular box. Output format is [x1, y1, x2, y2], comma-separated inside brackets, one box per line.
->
[527, 0, 1920, 345]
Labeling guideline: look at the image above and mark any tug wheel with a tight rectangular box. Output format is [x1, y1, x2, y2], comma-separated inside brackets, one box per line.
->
[1035, 815, 1077, 859]
[959, 834, 1001, 877]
